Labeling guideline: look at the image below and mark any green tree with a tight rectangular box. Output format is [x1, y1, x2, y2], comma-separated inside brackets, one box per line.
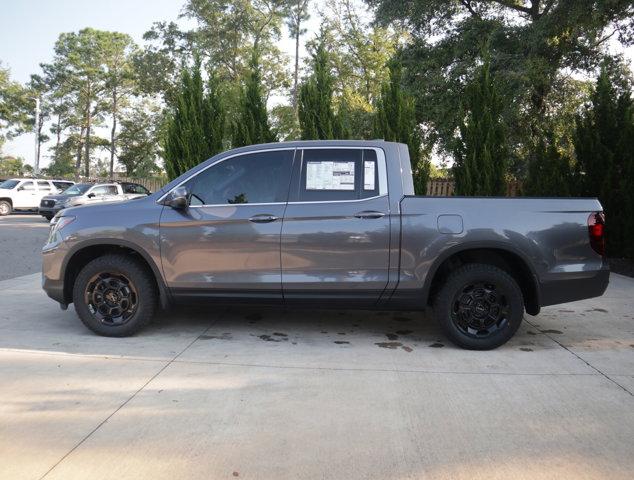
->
[453, 54, 507, 196]
[523, 130, 573, 197]
[233, 48, 276, 147]
[374, 62, 429, 194]
[574, 59, 633, 256]
[117, 99, 163, 177]
[102, 33, 138, 177]
[163, 60, 227, 180]
[368, 0, 634, 168]
[298, 38, 340, 139]
[0, 63, 29, 152]
[286, 0, 310, 116]
[0, 156, 29, 175]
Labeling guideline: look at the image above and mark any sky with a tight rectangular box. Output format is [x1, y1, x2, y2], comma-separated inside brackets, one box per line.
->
[0, 0, 632, 169]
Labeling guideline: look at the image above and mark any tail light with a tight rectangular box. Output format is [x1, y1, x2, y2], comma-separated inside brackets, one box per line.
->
[588, 212, 605, 256]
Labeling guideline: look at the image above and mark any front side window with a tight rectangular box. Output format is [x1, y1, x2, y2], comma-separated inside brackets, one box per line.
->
[123, 183, 150, 195]
[19, 181, 35, 191]
[298, 149, 380, 202]
[187, 150, 294, 206]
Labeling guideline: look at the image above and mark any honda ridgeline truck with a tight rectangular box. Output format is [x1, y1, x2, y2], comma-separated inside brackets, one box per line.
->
[42, 141, 609, 349]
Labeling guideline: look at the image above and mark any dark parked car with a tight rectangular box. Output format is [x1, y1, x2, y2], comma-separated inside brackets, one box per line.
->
[42, 141, 609, 349]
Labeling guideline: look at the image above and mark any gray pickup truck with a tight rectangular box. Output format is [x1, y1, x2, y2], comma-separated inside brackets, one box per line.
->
[42, 140, 609, 349]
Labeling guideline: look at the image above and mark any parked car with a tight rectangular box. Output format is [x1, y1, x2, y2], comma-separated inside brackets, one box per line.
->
[0, 178, 72, 215]
[42, 141, 609, 349]
[39, 182, 150, 220]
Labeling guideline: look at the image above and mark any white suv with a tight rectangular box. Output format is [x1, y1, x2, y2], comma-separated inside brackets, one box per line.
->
[0, 179, 72, 216]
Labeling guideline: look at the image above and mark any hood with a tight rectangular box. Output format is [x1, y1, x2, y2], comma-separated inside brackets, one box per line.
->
[61, 195, 155, 217]
[41, 194, 71, 202]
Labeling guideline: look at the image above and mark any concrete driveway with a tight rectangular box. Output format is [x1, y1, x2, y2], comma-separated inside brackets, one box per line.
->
[0, 272, 632, 479]
[0, 214, 633, 479]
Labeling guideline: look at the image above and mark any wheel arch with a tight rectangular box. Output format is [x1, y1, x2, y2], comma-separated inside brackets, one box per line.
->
[423, 243, 541, 316]
[62, 239, 170, 308]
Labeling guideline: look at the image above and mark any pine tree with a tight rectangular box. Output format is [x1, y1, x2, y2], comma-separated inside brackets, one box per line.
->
[298, 39, 339, 140]
[163, 59, 226, 180]
[374, 62, 430, 194]
[574, 60, 634, 257]
[453, 54, 507, 196]
[524, 130, 573, 197]
[232, 48, 276, 147]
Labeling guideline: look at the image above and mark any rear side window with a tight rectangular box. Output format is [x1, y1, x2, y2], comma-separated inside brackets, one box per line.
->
[37, 181, 52, 190]
[187, 150, 294, 205]
[297, 149, 380, 202]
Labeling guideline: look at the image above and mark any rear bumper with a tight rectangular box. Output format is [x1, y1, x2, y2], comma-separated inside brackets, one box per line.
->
[539, 267, 610, 307]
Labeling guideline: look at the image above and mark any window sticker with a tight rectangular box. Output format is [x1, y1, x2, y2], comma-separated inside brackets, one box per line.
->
[364, 161, 375, 190]
[306, 161, 355, 190]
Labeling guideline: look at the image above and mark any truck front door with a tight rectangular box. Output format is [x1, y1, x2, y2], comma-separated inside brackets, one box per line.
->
[159, 149, 295, 300]
[281, 147, 391, 307]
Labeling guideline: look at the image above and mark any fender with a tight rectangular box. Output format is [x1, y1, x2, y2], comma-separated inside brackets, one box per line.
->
[419, 240, 542, 308]
[62, 237, 172, 308]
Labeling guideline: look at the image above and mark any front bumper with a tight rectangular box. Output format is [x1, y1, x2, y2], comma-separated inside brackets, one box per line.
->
[42, 241, 70, 306]
[39, 205, 64, 217]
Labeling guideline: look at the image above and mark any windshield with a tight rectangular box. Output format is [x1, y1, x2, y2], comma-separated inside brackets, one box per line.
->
[0, 180, 19, 189]
[63, 183, 92, 195]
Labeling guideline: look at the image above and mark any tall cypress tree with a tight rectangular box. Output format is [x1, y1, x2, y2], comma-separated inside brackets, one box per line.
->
[374, 62, 430, 194]
[453, 54, 507, 196]
[163, 59, 226, 180]
[574, 61, 634, 257]
[298, 38, 339, 140]
[524, 130, 573, 197]
[233, 48, 276, 147]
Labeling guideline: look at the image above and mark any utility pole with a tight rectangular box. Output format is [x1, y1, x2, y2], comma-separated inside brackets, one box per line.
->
[34, 96, 40, 175]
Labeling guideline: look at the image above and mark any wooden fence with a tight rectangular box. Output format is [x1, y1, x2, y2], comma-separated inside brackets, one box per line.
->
[426, 179, 520, 197]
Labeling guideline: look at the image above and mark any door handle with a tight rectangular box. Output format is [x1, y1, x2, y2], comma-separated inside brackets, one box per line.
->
[249, 214, 278, 223]
[354, 211, 386, 219]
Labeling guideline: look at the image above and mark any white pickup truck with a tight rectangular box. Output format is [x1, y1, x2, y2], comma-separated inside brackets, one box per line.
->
[0, 178, 74, 216]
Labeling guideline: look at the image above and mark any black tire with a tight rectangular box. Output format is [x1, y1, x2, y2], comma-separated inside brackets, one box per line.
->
[43, 214, 53, 221]
[72, 254, 157, 337]
[0, 200, 11, 216]
[433, 263, 524, 350]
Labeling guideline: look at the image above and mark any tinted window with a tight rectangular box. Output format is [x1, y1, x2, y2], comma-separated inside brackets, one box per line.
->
[298, 149, 379, 201]
[38, 181, 52, 190]
[0, 180, 19, 189]
[187, 150, 294, 206]
[53, 181, 73, 191]
[122, 183, 150, 195]
[64, 184, 91, 195]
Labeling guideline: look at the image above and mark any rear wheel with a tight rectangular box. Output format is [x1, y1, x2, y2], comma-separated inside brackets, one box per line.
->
[0, 200, 11, 216]
[433, 264, 524, 350]
[72, 254, 157, 337]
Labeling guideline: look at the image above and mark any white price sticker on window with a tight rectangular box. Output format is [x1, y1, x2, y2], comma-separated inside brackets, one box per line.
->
[306, 161, 355, 190]
[364, 161, 375, 190]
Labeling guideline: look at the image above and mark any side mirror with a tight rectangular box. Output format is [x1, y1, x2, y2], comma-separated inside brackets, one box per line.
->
[87, 193, 95, 198]
[165, 186, 189, 209]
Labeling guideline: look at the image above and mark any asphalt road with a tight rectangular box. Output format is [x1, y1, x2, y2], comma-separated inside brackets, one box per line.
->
[0, 213, 50, 281]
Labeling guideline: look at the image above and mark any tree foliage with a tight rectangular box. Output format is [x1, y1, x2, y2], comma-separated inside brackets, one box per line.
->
[374, 62, 429, 193]
[232, 48, 276, 147]
[523, 130, 573, 197]
[574, 59, 634, 257]
[164, 60, 227, 180]
[453, 54, 507, 196]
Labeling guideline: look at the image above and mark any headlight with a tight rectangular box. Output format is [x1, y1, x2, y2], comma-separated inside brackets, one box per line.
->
[46, 215, 75, 245]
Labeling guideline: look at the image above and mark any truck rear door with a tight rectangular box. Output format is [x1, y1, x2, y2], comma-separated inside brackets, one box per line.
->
[281, 147, 391, 306]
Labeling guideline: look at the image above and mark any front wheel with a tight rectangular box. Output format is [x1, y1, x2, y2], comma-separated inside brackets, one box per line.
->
[433, 264, 524, 350]
[0, 200, 12, 216]
[72, 254, 157, 337]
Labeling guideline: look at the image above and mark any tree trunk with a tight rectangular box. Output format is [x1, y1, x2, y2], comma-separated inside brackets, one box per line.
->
[293, 24, 301, 116]
[55, 113, 62, 159]
[74, 126, 85, 182]
[84, 102, 92, 178]
[110, 88, 117, 178]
